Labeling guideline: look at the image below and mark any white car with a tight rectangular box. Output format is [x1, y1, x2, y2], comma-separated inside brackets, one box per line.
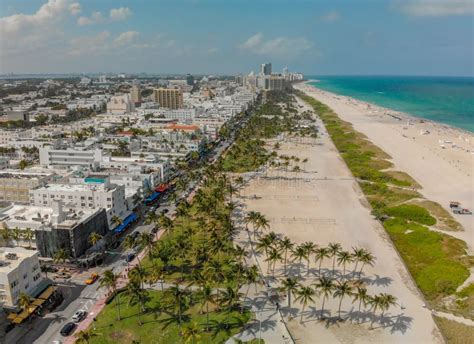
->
[72, 310, 86, 323]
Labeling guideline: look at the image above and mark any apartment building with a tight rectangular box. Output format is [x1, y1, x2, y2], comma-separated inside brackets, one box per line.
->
[106, 94, 135, 115]
[0, 171, 52, 203]
[29, 180, 127, 227]
[39, 147, 104, 169]
[0, 202, 108, 258]
[153, 88, 183, 109]
[0, 247, 44, 309]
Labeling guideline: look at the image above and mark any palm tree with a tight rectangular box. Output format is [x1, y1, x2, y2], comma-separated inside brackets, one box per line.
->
[314, 247, 330, 277]
[333, 281, 353, 320]
[280, 277, 299, 308]
[12, 227, 22, 247]
[18, 292, 31, 311]
[336, 251, 353, 280]
[182, 322, 201, 344]
[378, 293, 398, 317]
[327, 242, 342, 277]
[125, 281, 149, 326]
[295, 285, 316, 322]
[291, 245, 306, 277]
[148, 260, 165, 291]
[23, 228, 34, 248]
[351, 247, 366, 277]
[100, 270, 121, 320]
[279, 236, 294, 273]
[302, 242, 316, 276]
[315, 276, 334, 319]
[244, 211, 260, 232]
[243, 265, 260, 310]
[53, 248, 68, 271]
[0, 225, 11, 246]
[88, 232, 102, 247]
[256, 235, 274, 265]
[266, 247, 282, 276]
[219, 286, 243, 312]
[167, 285, 190, 330]
[256, 213, 270, 238]
[199, 284, 216, 331]
[352, 287, 370, 312]
[75, 329, 98, 344]
[358, 251, 376, 279]
[111, 215, 123, 229]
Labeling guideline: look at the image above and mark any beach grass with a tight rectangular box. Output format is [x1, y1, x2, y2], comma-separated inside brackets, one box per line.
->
[433, 316, 474, 344]
[298, 91, 471, 304]
[89, 290, 251, 344]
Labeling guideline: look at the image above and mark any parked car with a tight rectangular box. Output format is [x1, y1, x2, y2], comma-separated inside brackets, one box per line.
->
[126, 253, 136, 262]
[85, 273, 98, 285]
[72, 310, 86, 322]
[60, 322, 76, 336]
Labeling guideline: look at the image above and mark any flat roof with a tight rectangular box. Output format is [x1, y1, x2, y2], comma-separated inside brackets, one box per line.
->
[0, 247, 38, 274]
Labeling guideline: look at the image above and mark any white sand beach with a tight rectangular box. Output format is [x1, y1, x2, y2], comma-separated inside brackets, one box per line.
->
[295, 83, 474, 251]
[235, 97, 444, 343]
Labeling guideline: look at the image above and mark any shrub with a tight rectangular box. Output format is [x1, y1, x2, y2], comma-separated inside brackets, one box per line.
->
[384, 204, 436, 226]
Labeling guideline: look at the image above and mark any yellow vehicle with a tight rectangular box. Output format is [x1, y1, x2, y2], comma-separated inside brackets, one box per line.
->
[85, 272, 99, 285]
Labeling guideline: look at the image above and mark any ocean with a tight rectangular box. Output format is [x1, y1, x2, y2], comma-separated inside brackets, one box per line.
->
[308, 76, 474, 133]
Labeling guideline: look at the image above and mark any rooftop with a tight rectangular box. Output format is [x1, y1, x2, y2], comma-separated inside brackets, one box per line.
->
[0, 247, 38, 274]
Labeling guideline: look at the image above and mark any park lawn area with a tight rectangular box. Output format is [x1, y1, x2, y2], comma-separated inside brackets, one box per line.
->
[90, 290, 252, 344]
[299, 91, 472, 305]
[433, 316, 474, 344]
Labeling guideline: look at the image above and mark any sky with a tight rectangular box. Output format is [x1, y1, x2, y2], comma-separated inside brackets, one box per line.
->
[0, 0, 473, 76]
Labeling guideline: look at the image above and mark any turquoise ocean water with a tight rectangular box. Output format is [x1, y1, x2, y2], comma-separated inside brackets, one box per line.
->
[308, 76, 474, 132]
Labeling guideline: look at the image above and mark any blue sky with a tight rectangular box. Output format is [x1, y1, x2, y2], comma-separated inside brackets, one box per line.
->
[0, 0, 473, 75]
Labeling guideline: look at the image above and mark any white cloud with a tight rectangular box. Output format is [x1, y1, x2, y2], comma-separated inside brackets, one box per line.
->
[241, 32, 263, 50]
[113, 31, 139, 46]
[68, 31, 111, 56]
[394, 0, 474, 16]
[240, 33, 313, 57]
[321, 11, 341, 22]
[77, 11, 104, 26]
[110, 7, 132, 21]
[69, 2, 81, 16]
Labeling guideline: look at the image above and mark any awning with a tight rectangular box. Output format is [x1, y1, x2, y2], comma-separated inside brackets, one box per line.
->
[32, 298, 46, 306]
[37, 285, 56, 300]
[7, 313, 17, 320]
[145, 191, 160, 203]
[114, 212, 138, 233]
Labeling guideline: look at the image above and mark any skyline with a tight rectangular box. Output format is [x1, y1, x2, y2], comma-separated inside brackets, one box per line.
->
[0, 0, 473, 76]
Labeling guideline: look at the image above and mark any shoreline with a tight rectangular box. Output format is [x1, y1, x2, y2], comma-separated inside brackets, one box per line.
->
[301, 80, 474, 136]
[295, 82, 473, 252]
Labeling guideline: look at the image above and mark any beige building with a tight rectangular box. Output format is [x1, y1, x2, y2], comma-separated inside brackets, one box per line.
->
[0, 247, 44, 309]
[130, 85, 142, 105]
[153, 88, 183, 109]
[107, 94, 134, 115]
[0, 171, 51, 203]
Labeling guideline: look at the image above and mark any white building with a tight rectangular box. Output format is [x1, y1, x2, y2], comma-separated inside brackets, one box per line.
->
[107, 94, 134, 115]
[29, 180, 128, 227]
[39, 147, 104, 170]
[0, 247, 44, 309]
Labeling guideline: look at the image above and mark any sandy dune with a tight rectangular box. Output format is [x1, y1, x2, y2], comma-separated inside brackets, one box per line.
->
[295, 83, 474, 251]
[237, 97, 443, 343]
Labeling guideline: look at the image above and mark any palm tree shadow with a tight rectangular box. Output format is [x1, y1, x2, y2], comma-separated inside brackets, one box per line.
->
[306, 305, 330, 321]
[345, 310, 372, 324]
[280, 306, 299, 318]
[389, 313, 413, 334]
[324, 316, 341, 328]
[362, 274, 393, 287]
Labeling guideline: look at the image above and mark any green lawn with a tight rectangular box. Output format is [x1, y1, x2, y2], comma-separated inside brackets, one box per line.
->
[90, 290, 251, 344]
[298, 91, 471, 305]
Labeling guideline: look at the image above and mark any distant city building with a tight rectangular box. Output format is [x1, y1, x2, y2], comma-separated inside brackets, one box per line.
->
[0, 247, 44, 309]
[260, 62, 272, 76]
[186, 74, 194, 86]
[153, 88, 184, 109]
[98, 75, 107, 83]
[130, 84, 142, 105]
[107, 94, 134, 115]
[262, 75, 287, 91]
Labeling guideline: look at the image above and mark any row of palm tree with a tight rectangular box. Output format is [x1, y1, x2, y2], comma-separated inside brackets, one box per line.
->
[0, 225, 35, 248]
[254, 231, 375, 280]
[280, 276, 397, 325]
